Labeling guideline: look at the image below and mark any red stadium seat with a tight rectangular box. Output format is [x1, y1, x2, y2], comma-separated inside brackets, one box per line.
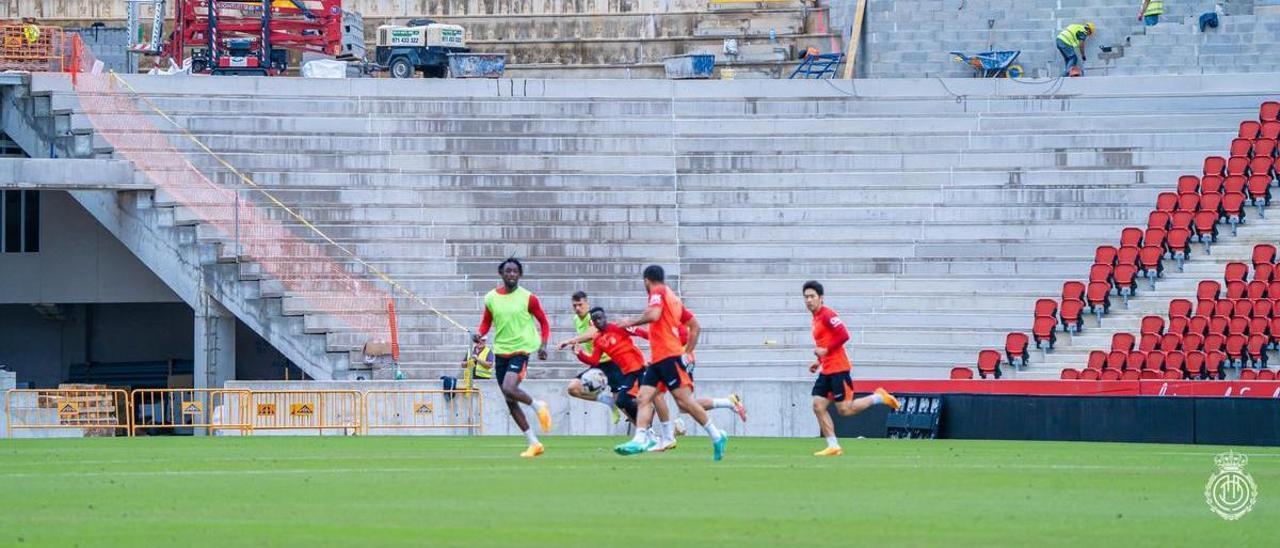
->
[1201, 175, 1224, 195]
[1080, 368, 1101, 381]
[1114, 264, 1138, 298]
[1223, 192, 1246, 232]
[1228, 317, 1249, 337]
[1241, 368, 1258, 381]
[1254, 300, 1273, 318]
[1184, 333, 1204, 352]
[1263, 101, 1280, 123]
[1139, 333, 1159, 352]
[1106, 350, 1127, 372]
[1249, 157, 1273, 178]
[950, 366, 974, 380]
[977, 349, 1002, 379]
[1260, 369, 1277, 381]
[1200, 192, 1222, 215]
[1127, 351, 1147, 371]
[1112, 332, 1135, 353]
[1230, 139, 1253, 158]
[1227, 263, 1249, 286]
[1167, 228, 1191, 267]
[1254, 138, 1277, 158]
[1240, 120, 1261, 140]
[1060, 299, 1085, 333]
[1122, 369, 1141, 381]
[1160, 333, 1182, 352]
[1087, 281, 1111, 318]
[1223, 175, 1246, 195]
[1139, 369, 1160, 380]
[1165, 351, 1186, 374]
[1206, 351, 1226, 379]
[1164, 369, 1184, 380]
[1031, 318, 1056, 352]
[1271, 317, 1280, 345]
[1248, 280, 1269, 301]
[1204, 156, 1227, 177]
[1060, 368, 1080, 380]
[1102, 369, 1123, 381]
[1144, 351, 1165, 372]
[1168, 315, 1189, 336]
[1089, 264, 1113, 285]
[1140, 315, 1164, 336]
[1185, 351, 1206, 379]
[1250, 317, 1270, 338]
[1270, 281, 1280, 299]
[1144, 228, 1166, 250]
[1087, 350, 1107, 371]
[1263, 121, 1280, 140]
[1169, 299, 1193, 318]
[1204, 334, 1226, 353]
[1225, 334, 1247, 365]
[1195, 298, 1215, 318]
[1155, 192, 1178, 213]
[1178, 175, 1201, 194]
[1198, 280, 1221, 301]
[1117, 246, 1140, 267]
[1210, 315, 1230, 335]
[1186, 316, 1208, 336]
[1255, 264, 1274, 284]
[1094, 246, 1118, 267]
[1193, 211, 1218, 246]
[1006, 332, 1030, 366]
[1247, 175, 1271, 207]
[1178, 192, 1201, 212]
[1227, 156, 1249, 177]
[1233, 299, 1253, 319]
[1225, 281, 1247, 300]
[1062, 281, 1085, 302]
[1147, 211, 1170, 231]
[1138, 247, 1163, 283]
[1247, 334, 1269, 368]
[1119, 227, 1143, 249]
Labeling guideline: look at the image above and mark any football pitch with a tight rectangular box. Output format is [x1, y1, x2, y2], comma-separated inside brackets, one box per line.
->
[0, 436, 1274, 546]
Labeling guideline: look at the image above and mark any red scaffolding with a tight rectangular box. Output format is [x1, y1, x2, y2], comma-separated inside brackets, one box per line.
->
[168, 0, 344, 74]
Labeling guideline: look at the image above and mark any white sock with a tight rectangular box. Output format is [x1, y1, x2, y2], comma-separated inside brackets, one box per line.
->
[596, 393, 615, 407]
[711, 398, 733, 409]
[869, 393, 885, 406]
[660, 420, 675, 443]
[632, 428, 649, 444]
[533, 399, 548, 411]
[826, 436, 839, 449]
[525, 429, 539, 445]
[702, 421, 723, 441]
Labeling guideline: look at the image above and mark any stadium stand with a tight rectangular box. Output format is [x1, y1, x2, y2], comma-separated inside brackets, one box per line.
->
[862, 0, 1280, 78]
[5, 46, 1280, 382]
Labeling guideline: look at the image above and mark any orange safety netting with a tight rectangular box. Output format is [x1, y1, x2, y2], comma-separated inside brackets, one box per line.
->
[64, 36, 408, 346]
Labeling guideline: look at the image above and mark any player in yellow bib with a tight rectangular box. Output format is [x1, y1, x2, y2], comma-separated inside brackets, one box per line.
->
[477, 258, 553, 458]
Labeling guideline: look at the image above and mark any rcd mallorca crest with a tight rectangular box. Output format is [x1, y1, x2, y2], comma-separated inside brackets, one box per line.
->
[1204, 451, 1257, 520]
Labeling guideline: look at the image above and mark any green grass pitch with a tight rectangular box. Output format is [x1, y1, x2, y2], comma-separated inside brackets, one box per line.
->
[0, 436, 1275, 546]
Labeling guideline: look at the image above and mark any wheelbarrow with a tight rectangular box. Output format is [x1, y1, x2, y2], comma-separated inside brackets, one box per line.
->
[949, 50, 1024, 78]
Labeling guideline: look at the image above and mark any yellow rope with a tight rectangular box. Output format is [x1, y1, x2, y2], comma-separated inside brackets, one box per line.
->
[101, 71, 470, 333]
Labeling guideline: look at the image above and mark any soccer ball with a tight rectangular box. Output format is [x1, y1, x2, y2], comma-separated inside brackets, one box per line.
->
[580, 369, 608, 393]
[673, 417, 688, 436]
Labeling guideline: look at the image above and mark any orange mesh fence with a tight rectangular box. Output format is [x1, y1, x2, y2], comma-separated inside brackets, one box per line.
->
[58, 38, 471, 356]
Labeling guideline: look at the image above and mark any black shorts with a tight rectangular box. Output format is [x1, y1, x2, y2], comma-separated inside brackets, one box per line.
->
[495, 354, 529, 385]
[641, 356, 693, 390]
[575, 361, 626, 393]
[811, 371, 854, 402]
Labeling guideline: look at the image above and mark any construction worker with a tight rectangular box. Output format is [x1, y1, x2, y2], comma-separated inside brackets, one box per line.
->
[459, 333, 494, 390]
[1139, 0, 1164, 26]
[1055, 22, 1095, 77]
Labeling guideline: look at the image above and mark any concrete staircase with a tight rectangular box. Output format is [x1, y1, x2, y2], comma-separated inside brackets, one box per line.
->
[861, 0, 1269, 79]
[13, 73, 1280, 383]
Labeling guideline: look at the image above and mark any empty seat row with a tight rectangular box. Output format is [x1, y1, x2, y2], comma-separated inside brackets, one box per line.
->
[1081, 348, 1230, 380]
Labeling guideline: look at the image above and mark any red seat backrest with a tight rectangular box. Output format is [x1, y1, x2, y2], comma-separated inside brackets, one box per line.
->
[1094, 246, 1117, 266]
[1165, 351, 1185, 372]
[1060, 299, 1083, 321]
[1155, 192, 1178, 212]
[1144, 352, 1165, 371]
[1080, 368, 1101, 380]
[1059, 368, 1079, 380]
[1210, 315, 1230, 334]
[1206, 351, 1226, 374]
[1254, 138, 1277, 158]
[1168, 316, 1189, 335]
[1241, 368, 1258, 381]
[1102, 369, 1122, 381]
[1254, 300, 1273, 318]
[1086, 281, 1110, 303]
[1006, 332, 1029, 353]
[1201, 176, 1224, 194]
[1224, 176, 1246, 194]
[1200, 193, 1222, 213]
[1117, 246, 1140, 266]
[1204, 334, 1225, 352]
[1250, 317, 1270, 336]
[1169, 299, 1193, 318]
[1112, 332, 1135, 352]
[1119, 227, 1143, 248]
[1249, 157, 1273, 175]
[1114, 265, 1137, 284]
[1178, 193, 1201, 212]
[977, 349, 1001, 372]
[1225, 334, 1246, 354]
[1248, 280, 1269, 300]
[1198, 280, 1221, 301]
[1228, 317, 1249, 336]
[1140, 315, 1164, 335]
[1167, 228, 1190, 249]
[1139, 333, 1159, 352]
[950, 366, 974, 380]
[1087, 350, 1107, 370]
[1160, 333, 1182, 352]
[1185, 351, 1205, 374]
[1204, 156, 1227, 176]
[1223, 192, 1245, 214]
[1226, 262, 1249, 284]
[1034, 298, 1058, 317]
[1226, 281, 1247, 300]
[1262, 121, 1280, 140]
[1106, 350, 1127, 370]
[1229, 139, 1253, 158]
[1062, 281, 1085, 301]
[1164, 369, 1183, 380]
[1177, 175, 1201, 194]
[1255, 264, 1274, 284]
[1089, 264, 1113, 283]
[1122, 369, 1141, 381]
[1240, 121, 1261, 140]
[1233, 299, 1253, 318]
[1260, 369, 1277, 381]
[1195, 299, 1216, 318]
[1227, 156, 1249, 175]
[1261, 101, 1280, 123]
[1184, 333, 1204, 352]
[1147, 211, 1170, 231]
[1187, 316, 1208, 336]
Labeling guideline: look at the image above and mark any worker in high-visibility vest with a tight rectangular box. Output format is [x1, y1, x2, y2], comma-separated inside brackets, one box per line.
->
[1139, 0, 1164, 26]
[1055, 22, 1095, 77]
[459, 334, 494, 390]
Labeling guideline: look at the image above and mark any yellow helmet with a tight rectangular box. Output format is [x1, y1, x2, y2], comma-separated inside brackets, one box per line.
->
[1085, 22, 1096, 34]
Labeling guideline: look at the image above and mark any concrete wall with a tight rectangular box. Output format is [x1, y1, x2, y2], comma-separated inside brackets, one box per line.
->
[225, 379, 826, 438]
[0, 191, 178, 304]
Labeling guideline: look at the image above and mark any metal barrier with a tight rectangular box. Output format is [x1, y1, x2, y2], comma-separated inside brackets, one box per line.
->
[247, 390, 362, 435]
[362, 390, 484, 435]
[5, 388, 132, 437]
[0, 23, 70, 72]
[131, 389, 252, 435]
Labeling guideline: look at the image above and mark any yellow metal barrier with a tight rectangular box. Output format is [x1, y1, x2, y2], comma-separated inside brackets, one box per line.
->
[247, 390, 361, 435]
[5, 388, 132, 437]
[362, 390, 483, 435]
[131, 389, 252, 435]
